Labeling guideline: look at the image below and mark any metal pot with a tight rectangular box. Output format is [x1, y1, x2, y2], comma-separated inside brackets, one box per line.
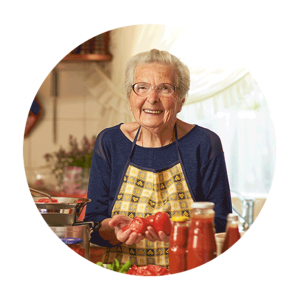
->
[31, 188, 91, 226]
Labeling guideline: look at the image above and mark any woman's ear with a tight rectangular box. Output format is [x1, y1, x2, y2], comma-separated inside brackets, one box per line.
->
[128, 99, 132, 112]
[177, 98, 185, 113]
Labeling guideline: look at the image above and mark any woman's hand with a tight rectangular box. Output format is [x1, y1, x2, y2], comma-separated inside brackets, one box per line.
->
[145, 226, 170, 243]
[98, 218, 120, 246]
[109, 215, 145, 245]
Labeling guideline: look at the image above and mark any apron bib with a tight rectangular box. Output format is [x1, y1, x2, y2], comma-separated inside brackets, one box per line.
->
[102, 124, 195, 268]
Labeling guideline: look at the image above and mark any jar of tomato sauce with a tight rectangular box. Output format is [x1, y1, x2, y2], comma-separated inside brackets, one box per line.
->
[61, 238, 85, 258]
[186, 202, 217, 270]
[169, 216, 189, 274]
[221, 213, 240, 253]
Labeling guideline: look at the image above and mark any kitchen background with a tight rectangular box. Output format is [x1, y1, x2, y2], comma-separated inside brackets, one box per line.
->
[23, 24, 276, 228]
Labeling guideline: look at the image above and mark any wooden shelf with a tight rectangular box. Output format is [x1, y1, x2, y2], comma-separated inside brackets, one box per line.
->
[61, 31, 112, 63]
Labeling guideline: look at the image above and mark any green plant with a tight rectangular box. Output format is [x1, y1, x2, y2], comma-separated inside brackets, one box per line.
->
[44, 135, 96, 190]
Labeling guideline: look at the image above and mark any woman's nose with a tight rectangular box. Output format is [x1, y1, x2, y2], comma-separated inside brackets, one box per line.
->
[146, 88, 159, 104]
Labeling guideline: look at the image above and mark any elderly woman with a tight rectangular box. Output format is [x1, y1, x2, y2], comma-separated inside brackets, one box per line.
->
[84, 49, 232, 268]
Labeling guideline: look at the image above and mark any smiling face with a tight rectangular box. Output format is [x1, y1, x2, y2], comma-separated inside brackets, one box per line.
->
[128, 63, 184, 133]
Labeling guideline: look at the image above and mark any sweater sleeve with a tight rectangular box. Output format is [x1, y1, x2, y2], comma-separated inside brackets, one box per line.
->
[84, 133, 114, 247]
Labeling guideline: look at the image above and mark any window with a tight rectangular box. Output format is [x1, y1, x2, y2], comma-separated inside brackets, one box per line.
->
[179, 80, 276, 198]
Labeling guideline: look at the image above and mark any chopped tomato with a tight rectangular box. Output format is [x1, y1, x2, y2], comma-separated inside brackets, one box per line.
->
[122, 217, 148, 234]
[127, 264, 169, 276]
[122, 224, 130, 232]
[35, 198, 58, 203]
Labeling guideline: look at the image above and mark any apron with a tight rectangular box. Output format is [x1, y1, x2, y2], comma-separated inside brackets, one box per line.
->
[102, 124, 196, 269]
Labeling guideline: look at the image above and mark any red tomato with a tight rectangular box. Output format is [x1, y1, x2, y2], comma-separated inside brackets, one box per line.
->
[148, 264, 169, 275]
[123, 213, 171, 235]
[145, 215, 155, 226]
[153, 212, 171, 235]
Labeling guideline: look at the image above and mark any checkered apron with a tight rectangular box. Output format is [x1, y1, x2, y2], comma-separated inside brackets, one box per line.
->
[102, 125, 195, 269]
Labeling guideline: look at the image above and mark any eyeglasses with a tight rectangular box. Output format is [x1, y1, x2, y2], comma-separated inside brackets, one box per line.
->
[132, 82, 179, 96]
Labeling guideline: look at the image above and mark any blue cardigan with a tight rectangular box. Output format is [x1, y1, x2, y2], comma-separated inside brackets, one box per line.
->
[84, 124, 232, 247]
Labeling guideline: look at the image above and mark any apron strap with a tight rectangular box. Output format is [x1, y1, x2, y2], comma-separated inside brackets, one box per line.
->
[133, 126, 142, 145]
[174, 123, 179, 147]
[174, 123, 184, 165]
[129, 126, 141, 159]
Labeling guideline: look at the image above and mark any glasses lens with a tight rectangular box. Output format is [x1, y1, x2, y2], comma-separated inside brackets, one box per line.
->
[157, 83, 175, 95]
[133, 83, 175, 96]
[133, 83, 151, 96]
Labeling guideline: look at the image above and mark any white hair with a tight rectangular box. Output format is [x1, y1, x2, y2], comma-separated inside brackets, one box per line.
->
[124, 49, 190, 101]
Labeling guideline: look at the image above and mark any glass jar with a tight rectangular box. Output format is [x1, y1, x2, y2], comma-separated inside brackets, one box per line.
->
[89, 244, 105, 264]
[186, 202, 217, 270]
[61, 238, 86, 258]
[221, 213, 240, 253]
[169, 216, 189, 274]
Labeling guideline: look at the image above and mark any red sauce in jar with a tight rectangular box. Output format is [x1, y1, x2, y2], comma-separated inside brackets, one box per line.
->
[186, 216, 216, 270]
[68, 243, 85, 258]
[169, 217, 189, 274]
[222, 224, 240, 253]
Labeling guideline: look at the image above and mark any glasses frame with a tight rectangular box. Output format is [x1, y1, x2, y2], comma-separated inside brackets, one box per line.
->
[132, 82, 179, 97]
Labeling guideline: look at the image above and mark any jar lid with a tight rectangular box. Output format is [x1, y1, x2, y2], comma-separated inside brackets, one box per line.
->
[191, 202, 214, 209]
[172, 216, 189, 222]
[227, 213, 239, 221]
[60, 238, 83, 245]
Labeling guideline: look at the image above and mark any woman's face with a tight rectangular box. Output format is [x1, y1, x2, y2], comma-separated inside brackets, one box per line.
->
[128, 63, 184, 133]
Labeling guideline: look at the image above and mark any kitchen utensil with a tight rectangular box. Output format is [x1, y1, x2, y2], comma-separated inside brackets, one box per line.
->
[30, 187, 54, 202]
